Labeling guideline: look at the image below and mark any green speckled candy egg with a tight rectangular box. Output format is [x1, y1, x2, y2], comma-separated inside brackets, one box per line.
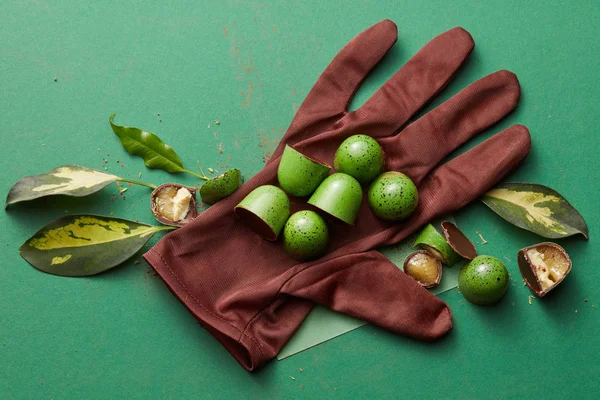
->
[282, 211, 329, 261]
[458, 256, 510, 306]
[200, 168, 243, 205]
[334, 134, 384, 184]
[367, 171, 418, 221]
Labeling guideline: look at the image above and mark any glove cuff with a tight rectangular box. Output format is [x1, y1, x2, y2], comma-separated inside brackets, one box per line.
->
[143, 247, 311, 371]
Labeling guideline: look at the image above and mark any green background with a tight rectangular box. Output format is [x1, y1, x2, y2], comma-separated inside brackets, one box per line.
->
[1, 0, 598, 398]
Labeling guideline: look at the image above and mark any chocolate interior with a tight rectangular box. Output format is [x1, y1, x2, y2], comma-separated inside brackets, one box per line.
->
[441, 221, 477, 260]
[518, 242, 571, 296]
[234, 207, 277, 241]
[403, 250, 442, 288]
[517, 250, 542, 294]
[151, 183, 198, 227]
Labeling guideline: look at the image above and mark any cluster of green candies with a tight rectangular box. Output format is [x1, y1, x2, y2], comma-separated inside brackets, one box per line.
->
[235, 135, 418, 261]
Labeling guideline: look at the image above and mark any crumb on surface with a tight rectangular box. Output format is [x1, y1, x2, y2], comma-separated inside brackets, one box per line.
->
[476, 231, 488, 244]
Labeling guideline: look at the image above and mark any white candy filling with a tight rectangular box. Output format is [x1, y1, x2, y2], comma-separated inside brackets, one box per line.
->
[526, 248, 566, 290]
[156, 187, 192, 221]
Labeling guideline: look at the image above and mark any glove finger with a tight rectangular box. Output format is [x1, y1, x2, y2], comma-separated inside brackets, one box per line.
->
[281, 251, 453, 341]
[287, 27, 475, 159]
[385, 124, 531, 245]
[350, 27, 475, 136]
[381, 70, 521, 184]
[270, 20, 398, 162]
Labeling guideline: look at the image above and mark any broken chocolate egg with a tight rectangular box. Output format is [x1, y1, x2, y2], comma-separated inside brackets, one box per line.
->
[403, 251, 442, 288]
[307, 173, 363, 225]
[277, 145, 330, 197]
[151, 183, 199, 227]
[200, 168, 242, 205]
[441, 221, 477, 260]
[517, 242, 572, 297]
[234, 185, 290, 241]
[413, 224, 462, 266]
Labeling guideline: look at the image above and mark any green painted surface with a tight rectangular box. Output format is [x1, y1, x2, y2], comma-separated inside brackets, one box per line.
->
[1, 0, 598, 398]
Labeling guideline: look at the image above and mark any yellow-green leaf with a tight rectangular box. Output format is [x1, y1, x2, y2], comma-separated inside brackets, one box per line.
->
[481, 182, 588, 239]
[6, 165, 119, 207]
[20, 215, 175, 276]
[5, 165, 156, 208]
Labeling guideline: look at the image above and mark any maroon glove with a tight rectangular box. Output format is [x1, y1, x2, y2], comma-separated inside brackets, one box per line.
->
[143, 20, 530, 371]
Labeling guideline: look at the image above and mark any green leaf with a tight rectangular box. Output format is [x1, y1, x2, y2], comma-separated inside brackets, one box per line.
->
[20, 215, 175, 276]
[481, 182, 588, 239]
[109, 113, 187, 174]
[6, 165, 120, 208]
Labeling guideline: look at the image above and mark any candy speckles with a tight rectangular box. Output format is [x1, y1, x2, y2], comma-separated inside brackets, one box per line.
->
[283, 211, 329, 260]
[334, 135, 384, 184]
[367, 171, 418, 221]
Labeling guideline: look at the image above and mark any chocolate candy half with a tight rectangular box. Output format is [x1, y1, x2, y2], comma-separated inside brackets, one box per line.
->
[517, 242, 572, 297]
[151, 183, 199, 227]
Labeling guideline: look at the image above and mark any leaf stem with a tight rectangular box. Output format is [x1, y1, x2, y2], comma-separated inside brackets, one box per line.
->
[156, 225, 178, 232]
[117, 178, 157, 189]
[184, 169, 209, 181]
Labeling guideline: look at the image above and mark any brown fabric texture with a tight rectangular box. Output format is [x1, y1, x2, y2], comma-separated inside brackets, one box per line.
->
[143, 20, 531, 371]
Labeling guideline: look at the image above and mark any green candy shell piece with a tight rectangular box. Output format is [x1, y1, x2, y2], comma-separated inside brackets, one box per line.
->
[234, 185, 290, 240]
[413, 224, 462, 266]
[334, 134, 384, 185]
[458, 255, 510, 306]
[200, 168, 243, 205]
[367, 171, 418, 221]
[283, 210, 329, 261]
[308, 173, 363, 225]
[277, 145, 330, 197]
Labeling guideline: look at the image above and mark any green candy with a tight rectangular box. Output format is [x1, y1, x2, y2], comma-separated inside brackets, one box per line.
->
[200, 168, 243, 205]
[308, 173, 363, 225]
[368, 171, 418, 221]
[234, 185, 290, 241]
[277, 145, 330, 197]
[413, 223, 462, 265]
[458, 255, 510, 306]
[334, 134, 384, 184]
[282, 211, 329, 261]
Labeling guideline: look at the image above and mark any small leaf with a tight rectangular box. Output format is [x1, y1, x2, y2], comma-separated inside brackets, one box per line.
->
[20, 215, 175, 276]
[481, 182, 588, 239]
[109, 114, 186, 173]
[6, 165, 121, 208]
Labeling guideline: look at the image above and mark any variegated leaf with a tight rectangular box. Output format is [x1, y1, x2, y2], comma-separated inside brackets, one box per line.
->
[481, 182, 588, 239]
[6, 165, 121, 208]
[20, 215, 175, 276]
